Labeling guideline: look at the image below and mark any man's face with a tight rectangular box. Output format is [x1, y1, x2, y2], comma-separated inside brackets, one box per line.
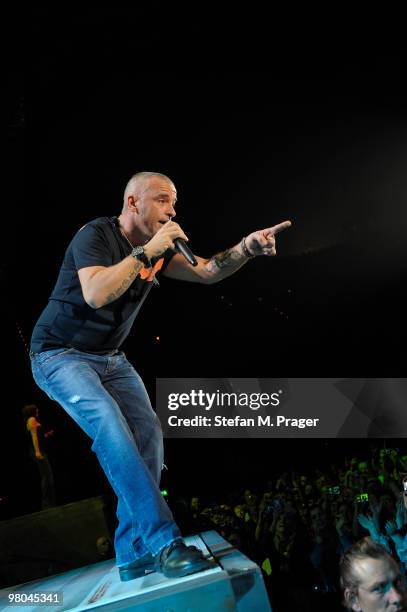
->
[133, 177, 177, 238]
[351, 556, 407, 611]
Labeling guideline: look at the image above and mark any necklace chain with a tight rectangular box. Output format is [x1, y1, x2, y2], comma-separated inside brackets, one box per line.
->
[118, 218, 158, 283]
[117, 218, 134, 249]
[117, 217, 148, 251]
[121, 229, 134, 250]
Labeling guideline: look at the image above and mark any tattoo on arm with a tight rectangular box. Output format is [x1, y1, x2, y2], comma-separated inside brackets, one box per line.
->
[105, 265, 140, 304]
[206, 247, 242, 271]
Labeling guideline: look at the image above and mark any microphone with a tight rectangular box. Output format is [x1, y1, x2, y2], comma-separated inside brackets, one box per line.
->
[174, 238, 198, 266]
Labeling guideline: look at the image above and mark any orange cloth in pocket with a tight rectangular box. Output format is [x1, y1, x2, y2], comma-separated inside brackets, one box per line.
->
[139, 257, 164, 281]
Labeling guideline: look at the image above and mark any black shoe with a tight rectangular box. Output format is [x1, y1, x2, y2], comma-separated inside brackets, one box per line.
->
[118, 545, 202, 582]
[156, 540, 212, 578]
[119, 553, 155, 582]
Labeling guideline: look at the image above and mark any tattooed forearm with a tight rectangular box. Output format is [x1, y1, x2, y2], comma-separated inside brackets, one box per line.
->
[105, 267, 139, 304]
[208, 247, 243, 270]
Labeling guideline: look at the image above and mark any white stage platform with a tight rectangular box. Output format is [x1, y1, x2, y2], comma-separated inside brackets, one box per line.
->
[0, 531, 271, 611]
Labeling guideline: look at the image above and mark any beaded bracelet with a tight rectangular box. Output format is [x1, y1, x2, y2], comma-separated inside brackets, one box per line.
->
[241, 236, 255, 258]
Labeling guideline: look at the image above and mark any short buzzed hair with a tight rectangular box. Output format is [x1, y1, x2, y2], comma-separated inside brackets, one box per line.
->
[340, 537, 395, 609]
[122, 172, 174, 211]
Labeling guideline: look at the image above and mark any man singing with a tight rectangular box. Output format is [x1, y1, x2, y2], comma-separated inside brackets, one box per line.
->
[30, 171, 291, 581]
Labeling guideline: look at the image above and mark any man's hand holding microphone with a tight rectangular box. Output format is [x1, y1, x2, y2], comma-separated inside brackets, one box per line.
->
[144, 220, 197, 266]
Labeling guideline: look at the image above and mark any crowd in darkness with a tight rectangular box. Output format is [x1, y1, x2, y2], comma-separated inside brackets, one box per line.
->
[5, 417, 406, 608]
[169, 446, 407, 611]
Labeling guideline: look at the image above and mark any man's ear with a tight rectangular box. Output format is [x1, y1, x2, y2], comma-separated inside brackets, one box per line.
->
[344, 588, 361, 611]
[128, 195, 139, 214]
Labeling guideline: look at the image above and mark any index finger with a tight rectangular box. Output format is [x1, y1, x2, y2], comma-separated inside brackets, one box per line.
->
[266, 220, 292, 236]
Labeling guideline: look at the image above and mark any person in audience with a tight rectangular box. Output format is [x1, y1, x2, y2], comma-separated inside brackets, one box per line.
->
[340, 537, 407, 611]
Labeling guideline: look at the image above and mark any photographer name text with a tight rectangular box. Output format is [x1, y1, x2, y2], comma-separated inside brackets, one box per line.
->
[167, 415, 320, 429]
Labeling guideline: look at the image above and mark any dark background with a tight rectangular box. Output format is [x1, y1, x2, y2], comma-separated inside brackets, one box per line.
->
[4, 7, 407, 517]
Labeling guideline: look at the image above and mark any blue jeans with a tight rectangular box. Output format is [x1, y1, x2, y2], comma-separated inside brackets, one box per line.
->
[30, 347, 181, 565]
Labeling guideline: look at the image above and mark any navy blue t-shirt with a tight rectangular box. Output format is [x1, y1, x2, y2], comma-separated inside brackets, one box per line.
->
[31, 216, 174, 353]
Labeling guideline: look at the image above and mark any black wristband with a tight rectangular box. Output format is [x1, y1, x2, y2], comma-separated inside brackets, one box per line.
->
[241, 236, 255, 258]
